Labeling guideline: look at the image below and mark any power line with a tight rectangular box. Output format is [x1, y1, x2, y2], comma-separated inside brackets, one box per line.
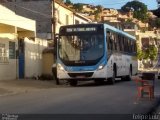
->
[1, 0, 51, 18]
[0, 19, 50, 22]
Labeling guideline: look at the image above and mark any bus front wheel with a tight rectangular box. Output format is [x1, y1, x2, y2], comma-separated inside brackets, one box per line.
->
[108, 70, 116, 85]
[124, 67, 132, 81]
[69, 80, 78, 86]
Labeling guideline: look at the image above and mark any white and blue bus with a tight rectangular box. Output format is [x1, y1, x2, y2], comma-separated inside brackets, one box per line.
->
[56, 23, 138, 86]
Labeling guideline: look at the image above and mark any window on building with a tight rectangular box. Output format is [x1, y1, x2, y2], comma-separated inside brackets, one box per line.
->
[0, 43, 8, 63]
[9, 41, 16, 59]
[141, 38, 149, 50]
[65, 14, 69, 25]
[75, 20, 80, 24]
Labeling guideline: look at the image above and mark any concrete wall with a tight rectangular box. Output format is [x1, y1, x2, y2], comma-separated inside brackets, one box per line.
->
[0, 33, 18, 80]
[24, 37, 48, 78]
[42, 53, 54, 75]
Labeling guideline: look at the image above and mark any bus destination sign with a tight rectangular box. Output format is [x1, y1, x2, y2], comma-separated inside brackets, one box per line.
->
[66, 27, 97, 32]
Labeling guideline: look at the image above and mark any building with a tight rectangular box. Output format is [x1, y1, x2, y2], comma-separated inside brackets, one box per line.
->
[1, 0, 52, 40]
[0, 4, 35, 80]
[54, 0, 92, 34]
[135, 30, 160, 69]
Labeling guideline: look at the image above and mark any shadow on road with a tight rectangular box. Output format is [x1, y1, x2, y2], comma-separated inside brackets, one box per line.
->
[74, 80, 131, 87]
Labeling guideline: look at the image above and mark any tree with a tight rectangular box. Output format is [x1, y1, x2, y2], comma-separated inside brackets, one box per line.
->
[148, 45, 158, 66]
[96, 5, 103, 13]
[94, 10, 101, 21]
[73, 3, 83, 12]
[121, 1, 148, 22]
[65, 0, 72, 5]
[155, 18, 160, 28]
[137, 48, 144, 61]
[153, 7, 160, 17]
[58, 0, 64, 2]
[137, 45, 158, 67]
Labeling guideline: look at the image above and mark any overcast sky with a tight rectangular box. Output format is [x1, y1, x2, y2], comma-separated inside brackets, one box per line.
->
[71, 0, 158, 10]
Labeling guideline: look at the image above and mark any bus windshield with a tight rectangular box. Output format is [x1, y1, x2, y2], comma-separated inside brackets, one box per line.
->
[58, 34, 104, 66]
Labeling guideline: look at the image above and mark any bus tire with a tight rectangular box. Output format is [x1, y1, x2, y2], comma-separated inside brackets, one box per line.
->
[108, 69, 116, 85]
[125, 66, 132, 81]
[70, 80, 78, 86]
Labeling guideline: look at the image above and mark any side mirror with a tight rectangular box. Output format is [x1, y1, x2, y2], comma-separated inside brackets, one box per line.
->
[54, 34, 59, 58]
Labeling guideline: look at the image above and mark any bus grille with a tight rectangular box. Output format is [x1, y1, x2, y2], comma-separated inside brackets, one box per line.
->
[68, 72, 94, 78]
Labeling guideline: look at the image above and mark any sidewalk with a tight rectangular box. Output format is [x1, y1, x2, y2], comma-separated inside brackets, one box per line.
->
[0, 79, 64, 96]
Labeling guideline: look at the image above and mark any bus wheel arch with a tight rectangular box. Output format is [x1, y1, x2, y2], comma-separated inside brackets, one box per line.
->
[124, 64, 132, 81]
[113, 63, 117, 77]
[108, 63, 116, 85]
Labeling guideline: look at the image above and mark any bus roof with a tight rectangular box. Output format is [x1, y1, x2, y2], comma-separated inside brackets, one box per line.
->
[103, 24, 136, 40]
[60, 23, 136, 40]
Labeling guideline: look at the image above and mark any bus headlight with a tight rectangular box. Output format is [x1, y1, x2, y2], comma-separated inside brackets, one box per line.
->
[98, 64, 105, 70]
[57, 64, 65, 71]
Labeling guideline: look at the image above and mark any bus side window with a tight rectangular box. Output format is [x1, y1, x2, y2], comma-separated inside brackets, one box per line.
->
[114, 34, 117, 51]
[134, 41, 137, 53]
[116, 35, 120, 51]
[124, 38, 127, 52]
[122, 37, 125, 52]
[118, 35, 122, 51]
[128, 39, 132, 53]
[106, 31, 111, 50]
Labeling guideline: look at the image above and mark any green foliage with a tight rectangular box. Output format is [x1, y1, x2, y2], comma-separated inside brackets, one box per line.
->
[121, 1, 148, 22]
[137, 45, 158, 61]
[148, 45, 158, 60]
[58, 0, 64, 2]
[73, 3, 83, 12]
[137, 48, 144, 60]
[65, 0, 72, 5]
[153, 7, 160, 17]
[126, 18, 133, 23]
[155, 18, 160, 28]
[94, 10, 100, 21]
[143, 49, 149, 60]
[96, 5, 103, 13]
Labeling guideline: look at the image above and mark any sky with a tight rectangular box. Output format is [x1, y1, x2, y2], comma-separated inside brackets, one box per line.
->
[71, 0, 158, 10]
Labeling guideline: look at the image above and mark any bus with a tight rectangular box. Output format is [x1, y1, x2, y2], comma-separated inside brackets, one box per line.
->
[56, 23, 138, 86]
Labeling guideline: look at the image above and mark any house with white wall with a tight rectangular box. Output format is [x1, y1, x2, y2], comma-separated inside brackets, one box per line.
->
[55, 0, 92, 34]
[0, 4, 48, 80]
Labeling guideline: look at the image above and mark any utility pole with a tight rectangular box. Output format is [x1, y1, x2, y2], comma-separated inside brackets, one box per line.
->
[52, 0, 59, 85]
[52, 0, 56, 42]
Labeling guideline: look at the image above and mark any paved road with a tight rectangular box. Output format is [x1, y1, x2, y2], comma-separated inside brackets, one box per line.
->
[0, 80, 160, 120]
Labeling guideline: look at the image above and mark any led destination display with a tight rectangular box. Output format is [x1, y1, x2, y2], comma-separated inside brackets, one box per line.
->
[66, 27, 97, 32]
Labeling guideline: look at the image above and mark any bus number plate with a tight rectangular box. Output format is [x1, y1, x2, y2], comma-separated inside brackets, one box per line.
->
[76, 76, 85, 78]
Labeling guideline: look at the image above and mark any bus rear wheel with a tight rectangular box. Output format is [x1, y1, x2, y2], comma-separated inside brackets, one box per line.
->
[69, 80, 78, 86]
